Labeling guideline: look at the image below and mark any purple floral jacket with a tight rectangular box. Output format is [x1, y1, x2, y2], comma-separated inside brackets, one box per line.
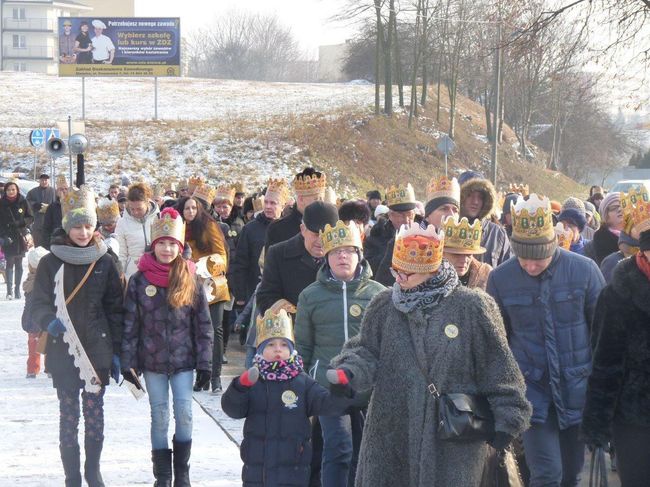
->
[121, 271, 213, 374]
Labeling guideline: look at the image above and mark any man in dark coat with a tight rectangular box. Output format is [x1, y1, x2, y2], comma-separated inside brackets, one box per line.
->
[26, 174, 56, 247]
[264, 167, 326, 251]
[42, 175, 68, 250]
[257, 201, 338, 315]
[458, 171, 512, 268]
[364, 183, 418, 277]
[487, 193, 605, 487]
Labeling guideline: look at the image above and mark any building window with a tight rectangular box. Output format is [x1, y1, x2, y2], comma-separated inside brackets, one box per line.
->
[13, 35, 26, 48]
[13, 63, 27, 72]
[12, 8, 26, 20]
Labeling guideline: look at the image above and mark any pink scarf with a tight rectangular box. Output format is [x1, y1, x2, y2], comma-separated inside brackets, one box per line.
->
[137, 252, 196, 288]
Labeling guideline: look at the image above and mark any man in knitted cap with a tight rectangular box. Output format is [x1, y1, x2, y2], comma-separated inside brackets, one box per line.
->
[458, 171, 512, 268]
[257, 201, 339, 315]
[561, 197, 594, 240]
[264, 167, 326, 251]
[487, 193, 605, 487]
[26, 174, 56, 247]
[557, 204, 589, 255]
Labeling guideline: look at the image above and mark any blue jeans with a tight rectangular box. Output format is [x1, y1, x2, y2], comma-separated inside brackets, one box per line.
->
[143, 370, 193, 450]
[319, 414, 354, 487]
[522, 406, 585, 487]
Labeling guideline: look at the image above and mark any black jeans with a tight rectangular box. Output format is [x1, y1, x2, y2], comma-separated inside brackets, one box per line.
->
[5, 254, 23, 296]
[209, 302, 224, 381]
[613, 420, 650, 487]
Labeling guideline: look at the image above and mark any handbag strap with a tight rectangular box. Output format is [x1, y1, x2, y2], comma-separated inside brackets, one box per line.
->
[405, 322, 440, 397]
[65, 261, 96, 305]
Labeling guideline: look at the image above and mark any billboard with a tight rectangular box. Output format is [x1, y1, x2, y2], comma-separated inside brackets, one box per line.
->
[58, 17, 180, 77]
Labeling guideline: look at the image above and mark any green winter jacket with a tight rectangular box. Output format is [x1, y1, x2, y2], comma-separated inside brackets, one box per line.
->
[295, 260, 385, 390]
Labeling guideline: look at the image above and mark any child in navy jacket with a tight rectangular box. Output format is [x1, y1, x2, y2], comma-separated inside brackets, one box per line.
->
[221, 308, 352, 487]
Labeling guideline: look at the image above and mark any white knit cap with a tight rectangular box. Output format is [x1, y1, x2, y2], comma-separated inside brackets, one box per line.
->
[27, 246, 49, 269]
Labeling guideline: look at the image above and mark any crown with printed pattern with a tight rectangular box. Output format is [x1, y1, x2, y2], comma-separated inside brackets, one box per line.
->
[442, 215, 485, 255]
[255, 308, 294, 347]
[392, 223, 445, 274]
[554, 222, 572, 250]
[621, 187, 650, 234]
[427, 176, 460, 203]
[320, 220, 363, 254]
[293, 171, 327, 197]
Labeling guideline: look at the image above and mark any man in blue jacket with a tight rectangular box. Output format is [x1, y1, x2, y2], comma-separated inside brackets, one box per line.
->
[487, 194, 605, 487]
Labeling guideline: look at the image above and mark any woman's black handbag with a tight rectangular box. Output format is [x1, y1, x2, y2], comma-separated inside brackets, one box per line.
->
[407, 325, 495, 442]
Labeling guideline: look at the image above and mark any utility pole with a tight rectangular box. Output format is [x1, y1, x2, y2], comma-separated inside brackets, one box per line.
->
[490, 17, 502, 186]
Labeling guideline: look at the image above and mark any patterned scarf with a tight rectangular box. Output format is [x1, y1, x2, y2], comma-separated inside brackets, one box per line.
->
[392, 259, 459, 313]
[253, 351, 304, 382]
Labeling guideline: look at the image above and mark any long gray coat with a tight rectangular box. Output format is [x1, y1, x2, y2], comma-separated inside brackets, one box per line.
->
[332, 287, 531, 487]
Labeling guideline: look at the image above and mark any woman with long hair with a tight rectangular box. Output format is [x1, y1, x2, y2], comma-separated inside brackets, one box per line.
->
[0, 181, 34, 299]
[31, 186, 123, 487]
[177, 194, 229, 392]
[121, 208, 213, 486]
[584, 192, 624, 266]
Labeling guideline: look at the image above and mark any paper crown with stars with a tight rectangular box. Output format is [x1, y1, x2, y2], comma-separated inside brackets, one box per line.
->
[392, 223, 445, 274]
[255, 308, 294, 348]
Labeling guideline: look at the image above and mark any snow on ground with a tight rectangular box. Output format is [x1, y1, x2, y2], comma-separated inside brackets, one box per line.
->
[0, 72, 374, 125]
[0, 271, 243, 486]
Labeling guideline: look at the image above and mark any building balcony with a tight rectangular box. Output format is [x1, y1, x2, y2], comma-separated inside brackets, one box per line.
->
[2, 18, 54, 31]
[3, 45, 54, 60]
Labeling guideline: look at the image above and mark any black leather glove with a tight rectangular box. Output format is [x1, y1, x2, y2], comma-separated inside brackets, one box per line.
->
[488, 431, 514, 451]
[195, 370, 211, 390]
[121, 368, 142, 390]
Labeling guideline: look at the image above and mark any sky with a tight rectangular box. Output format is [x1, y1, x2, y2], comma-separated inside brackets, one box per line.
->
[136, 0, 357, 57]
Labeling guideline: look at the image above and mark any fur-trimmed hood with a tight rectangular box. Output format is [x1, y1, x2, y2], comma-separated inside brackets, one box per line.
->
[610, 256, 650, 316]
[460, 178, 497, 220]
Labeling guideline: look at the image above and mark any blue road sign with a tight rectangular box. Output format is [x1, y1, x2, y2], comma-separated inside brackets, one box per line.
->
[29, 129, 44, 147]
[45, 128, 61, 141]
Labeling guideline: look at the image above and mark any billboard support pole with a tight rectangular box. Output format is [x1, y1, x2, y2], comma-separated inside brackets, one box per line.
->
[82, 77, 86, 120]
[154, 77, 158, 120]
[67, 116, 73, 186]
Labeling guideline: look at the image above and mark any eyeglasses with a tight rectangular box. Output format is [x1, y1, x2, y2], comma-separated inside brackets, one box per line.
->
[331, 248, 357, 257]
[390, 267, 413, 280]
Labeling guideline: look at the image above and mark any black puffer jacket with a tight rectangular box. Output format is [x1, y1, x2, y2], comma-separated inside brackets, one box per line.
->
[363, 218, 396, 275]
[0, 194, 33, 257]
[582, 256, 650, 445]
[264, 205, 302, 251]
[31, 244, 123, 389]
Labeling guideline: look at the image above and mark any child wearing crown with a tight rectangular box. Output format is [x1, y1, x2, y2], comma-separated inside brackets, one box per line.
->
[221, 308, 354, 487]
[31, 185, 123, 486]
[120, 207, 214, 486]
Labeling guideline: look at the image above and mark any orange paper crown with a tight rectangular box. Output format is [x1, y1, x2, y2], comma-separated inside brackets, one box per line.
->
[192, 183, 216, 205]
[443, 216, 485, 254]
[187, 175, 205, 194]
[427, 176, 460, 203]
[554, 222, 572, 250]
[621, 187, 650, 234]
[392, 223, 445, 274]
[293, 172, 327, 197]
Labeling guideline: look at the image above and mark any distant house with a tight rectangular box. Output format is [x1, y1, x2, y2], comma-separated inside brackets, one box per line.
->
[317, 42, 350, 83]
[0, 0, 134, 74]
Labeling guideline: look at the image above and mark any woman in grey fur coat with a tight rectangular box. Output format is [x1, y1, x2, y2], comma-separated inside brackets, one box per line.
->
[331, 223, 531, 486]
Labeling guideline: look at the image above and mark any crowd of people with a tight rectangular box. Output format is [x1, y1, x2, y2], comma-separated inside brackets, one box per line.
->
[2, 167, 649, 487]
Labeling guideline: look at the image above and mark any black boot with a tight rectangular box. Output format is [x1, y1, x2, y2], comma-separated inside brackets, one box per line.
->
[60, 444, 82, 487]
[152, 449, 172, 487]
[172, 436, 192, 487]
[84, 438, 105, 487]
[211, 376, 222, 393]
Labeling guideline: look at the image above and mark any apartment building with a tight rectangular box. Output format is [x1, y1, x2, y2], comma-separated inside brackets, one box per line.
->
[0, 0, 134, 74]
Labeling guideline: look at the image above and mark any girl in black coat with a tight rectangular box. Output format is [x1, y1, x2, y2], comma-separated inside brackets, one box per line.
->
[0, 181, 34, 298]
[582, 229, 650, 487]
[31, 186, 123, 487]
[221, 308, 352, 487]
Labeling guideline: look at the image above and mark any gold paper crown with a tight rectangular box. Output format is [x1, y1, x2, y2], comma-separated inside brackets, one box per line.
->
[386, 183, 416, 208]
[255, 308, 294, 347]
[508, 183, 530, 196]
[187, 175, 205, 193]
[177, 178, 189, 190]
[252, 194, 265, 212]
[56, 174, 69, 189]
[265, 178, 290, 205]
[392, 223, 445, 273]
[151, 209, 185, 246]
[511, 194, 555, 242]
[427, 176, 460, 203]
[153, 184, 166, 198]
[214, 185, 236, 204]
[442, 216, 485, 254]
[320, 220, 363, 254]
[554, 222, 572, 250]
[97, 199, 120, 224]
[192, 183, 216, 205]
[621, 187, 650, 234]
[233, 182, 246, 194]
[293, 172, 327, 196]
[61, 185, 95, 216]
